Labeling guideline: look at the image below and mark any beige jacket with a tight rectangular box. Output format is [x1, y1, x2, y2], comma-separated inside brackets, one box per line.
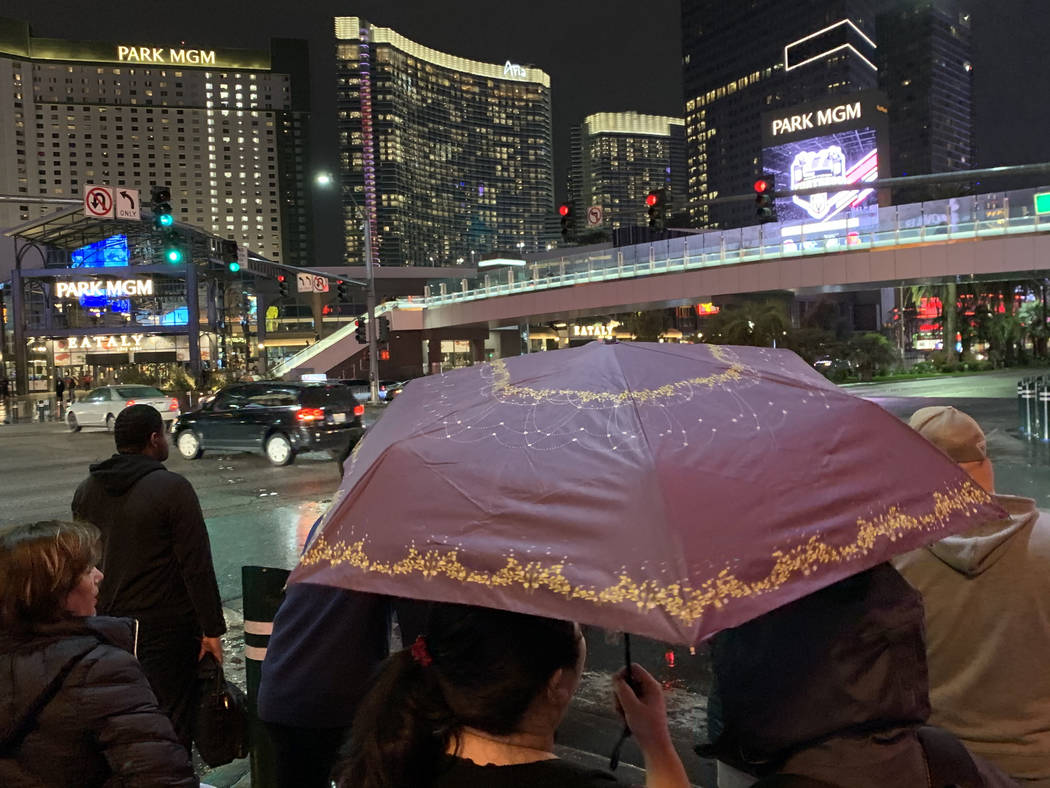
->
[894, 493, 1050, 783]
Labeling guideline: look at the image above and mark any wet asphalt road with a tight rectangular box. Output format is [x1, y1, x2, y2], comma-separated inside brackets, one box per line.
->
[0, 418, 343, 603]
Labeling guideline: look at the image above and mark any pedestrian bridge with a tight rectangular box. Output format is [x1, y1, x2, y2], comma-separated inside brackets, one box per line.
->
[275, 186, 1050, 376]
[421, 186, 1050, 329]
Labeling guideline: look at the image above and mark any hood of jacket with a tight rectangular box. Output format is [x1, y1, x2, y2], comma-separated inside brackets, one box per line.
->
[87, 452, 165, 495]
[705, 564, 930, 765]
[926, 493, 1037, 577]
[0, 616, 136, 749]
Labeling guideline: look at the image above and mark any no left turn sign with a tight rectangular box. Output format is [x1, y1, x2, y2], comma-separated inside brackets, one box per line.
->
[586, 205, 604, 227]
[84, 185, 115, 219]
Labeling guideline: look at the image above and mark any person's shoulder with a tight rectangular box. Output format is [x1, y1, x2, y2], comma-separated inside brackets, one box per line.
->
[434, 756, 622, 787]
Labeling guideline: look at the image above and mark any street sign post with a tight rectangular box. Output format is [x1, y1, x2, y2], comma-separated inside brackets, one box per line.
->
[83, 185, 115, 219]
[115, 188, 140, 220]
[296, 273, 329, 293]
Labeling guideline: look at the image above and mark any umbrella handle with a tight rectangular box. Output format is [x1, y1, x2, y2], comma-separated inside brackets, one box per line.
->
[609, 634, 639, 770]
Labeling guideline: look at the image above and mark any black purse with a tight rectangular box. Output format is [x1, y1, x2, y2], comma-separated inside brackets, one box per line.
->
[193, 652, 249, 767]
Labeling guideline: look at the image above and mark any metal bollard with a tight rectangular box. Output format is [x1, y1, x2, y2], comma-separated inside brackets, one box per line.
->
[1022, 377, 1036, 436]
[1041, 379, 1050, 442]
[1019, 378, 1031, 435]
[1032, 377, 1044, 439]
[242, 565, 291, 788]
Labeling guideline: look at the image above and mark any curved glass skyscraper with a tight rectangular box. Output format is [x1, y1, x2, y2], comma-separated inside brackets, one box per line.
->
[335, 17, 554, 266]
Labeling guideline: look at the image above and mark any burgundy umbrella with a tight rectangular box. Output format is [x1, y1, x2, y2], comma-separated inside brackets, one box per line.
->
[291, 341, 1001, 645]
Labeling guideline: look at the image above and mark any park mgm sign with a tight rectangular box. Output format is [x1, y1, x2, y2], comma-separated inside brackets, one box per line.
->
[117, 45, 217, 65]
[54, 279, 154, 299]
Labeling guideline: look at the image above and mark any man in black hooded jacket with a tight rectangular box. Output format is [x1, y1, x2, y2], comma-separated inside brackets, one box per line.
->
[72, 404, 225, 748]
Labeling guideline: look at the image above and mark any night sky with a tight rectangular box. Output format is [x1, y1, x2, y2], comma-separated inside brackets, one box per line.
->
[4, 0, 1046, 263]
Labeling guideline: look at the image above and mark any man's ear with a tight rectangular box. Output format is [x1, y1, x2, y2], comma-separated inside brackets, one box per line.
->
[546, 667, 572, 705]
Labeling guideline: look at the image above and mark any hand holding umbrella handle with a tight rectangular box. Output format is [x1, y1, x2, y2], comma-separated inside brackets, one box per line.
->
[610, 660, 689, 787]
[609, 634, 640, 769]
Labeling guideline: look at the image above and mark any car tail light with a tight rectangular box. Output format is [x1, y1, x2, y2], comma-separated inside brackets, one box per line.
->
[296, 407, 325, 422]
[125, 399, 136, 407]
[353, 404, 365, 417]
[168, 399, 179, 411]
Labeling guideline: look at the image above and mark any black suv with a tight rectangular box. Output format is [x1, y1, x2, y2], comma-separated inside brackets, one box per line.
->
[172, 382, 364, 466]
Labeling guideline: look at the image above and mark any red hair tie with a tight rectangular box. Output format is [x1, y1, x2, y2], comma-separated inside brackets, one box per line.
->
[410, 635, 433, 667]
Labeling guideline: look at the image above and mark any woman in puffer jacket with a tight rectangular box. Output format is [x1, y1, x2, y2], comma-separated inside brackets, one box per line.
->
[0, 520, 198, 787]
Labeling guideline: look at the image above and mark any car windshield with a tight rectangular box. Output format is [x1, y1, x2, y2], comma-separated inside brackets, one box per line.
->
[115, 386, 166, 398]
[301, 385, 353, 409]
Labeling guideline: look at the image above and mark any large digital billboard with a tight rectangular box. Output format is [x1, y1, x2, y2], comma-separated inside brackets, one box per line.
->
[71, 234, 129, 268]
[762, 92, 888, 242]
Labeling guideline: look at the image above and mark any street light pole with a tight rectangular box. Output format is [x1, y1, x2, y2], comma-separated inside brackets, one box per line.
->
[363, 218, 380, 404]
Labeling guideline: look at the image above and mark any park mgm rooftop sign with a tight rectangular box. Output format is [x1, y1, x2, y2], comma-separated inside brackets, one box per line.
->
[0, 18, 270, 70]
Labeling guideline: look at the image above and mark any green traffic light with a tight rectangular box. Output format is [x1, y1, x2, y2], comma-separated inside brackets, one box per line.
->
[228, 262, 241, 273]
[157, 213, 174, 227]
[166, 248, 183, 264]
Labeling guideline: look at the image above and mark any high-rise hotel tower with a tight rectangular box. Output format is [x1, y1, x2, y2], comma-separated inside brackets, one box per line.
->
[334, 17, 554, 266]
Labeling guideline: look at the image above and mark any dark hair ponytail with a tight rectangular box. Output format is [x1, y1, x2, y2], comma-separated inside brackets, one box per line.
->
[337, 603, 580, 788]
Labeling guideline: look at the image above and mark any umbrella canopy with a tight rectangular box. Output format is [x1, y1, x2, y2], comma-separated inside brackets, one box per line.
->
[291, 341, 1002, 644]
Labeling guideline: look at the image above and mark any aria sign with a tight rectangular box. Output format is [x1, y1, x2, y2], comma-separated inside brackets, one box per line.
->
[55, 334, 146, 351]
[117, 46, 217, 65]
[503, 61, 528, 79]
[55, 279, 154, 299]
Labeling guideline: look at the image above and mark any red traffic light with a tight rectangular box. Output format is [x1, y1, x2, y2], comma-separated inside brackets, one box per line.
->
[645, 193, 659, 207]
[558, 204, 570, 217]
[276, 274, 286, 282]
[754, 179, 771, 194]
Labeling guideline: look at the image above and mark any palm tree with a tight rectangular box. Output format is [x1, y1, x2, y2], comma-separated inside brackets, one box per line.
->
[710, 300, 789, 346]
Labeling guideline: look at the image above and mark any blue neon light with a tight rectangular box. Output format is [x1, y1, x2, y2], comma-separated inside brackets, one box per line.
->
[70, 235, 129, 268]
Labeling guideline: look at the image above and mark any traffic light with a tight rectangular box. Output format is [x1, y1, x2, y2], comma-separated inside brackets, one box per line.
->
[754, 176, 777, 222]
[336, 281, 349, 302]
[220, 239, 239, 273]
[162, 229, 182, 264]
[377, 315, 390, 343]
[559, 201, 576, 242]
[277, 274, 289, 297]
[151, 185, 173, 229]
[646, 189, 668, 230]
[354, 319, 368, 344]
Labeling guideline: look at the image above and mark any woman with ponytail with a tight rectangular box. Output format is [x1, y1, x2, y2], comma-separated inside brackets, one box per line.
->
[338, 602, 688, 788]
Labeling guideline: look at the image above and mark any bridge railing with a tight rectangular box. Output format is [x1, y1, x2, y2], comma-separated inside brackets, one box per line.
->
[425, 187, 1050, 307]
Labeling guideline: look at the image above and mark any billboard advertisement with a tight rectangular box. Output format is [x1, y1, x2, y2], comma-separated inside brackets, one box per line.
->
[762, 92, 888, 243]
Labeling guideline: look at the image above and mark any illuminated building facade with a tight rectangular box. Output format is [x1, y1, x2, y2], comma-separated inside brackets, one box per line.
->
[681, 1, 878, 228]
[0, 16, 312, 265]
[877, 0, 974, 196]
[568, 112, 686, 230]
[334, 17, 554, 266]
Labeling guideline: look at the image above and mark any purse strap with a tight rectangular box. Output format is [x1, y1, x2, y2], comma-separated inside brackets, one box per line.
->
[0, 648, 91, 756]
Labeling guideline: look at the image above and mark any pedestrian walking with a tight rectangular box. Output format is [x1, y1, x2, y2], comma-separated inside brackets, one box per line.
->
[895, 406, 1050, 786]
[0, 520, 196, 786]
[66, 376, 76, 403]
[336, 602, 689, 788]
[71, 404, 226, 750]
[0, 376, 9, 423]
[55, 376, 65, 415]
